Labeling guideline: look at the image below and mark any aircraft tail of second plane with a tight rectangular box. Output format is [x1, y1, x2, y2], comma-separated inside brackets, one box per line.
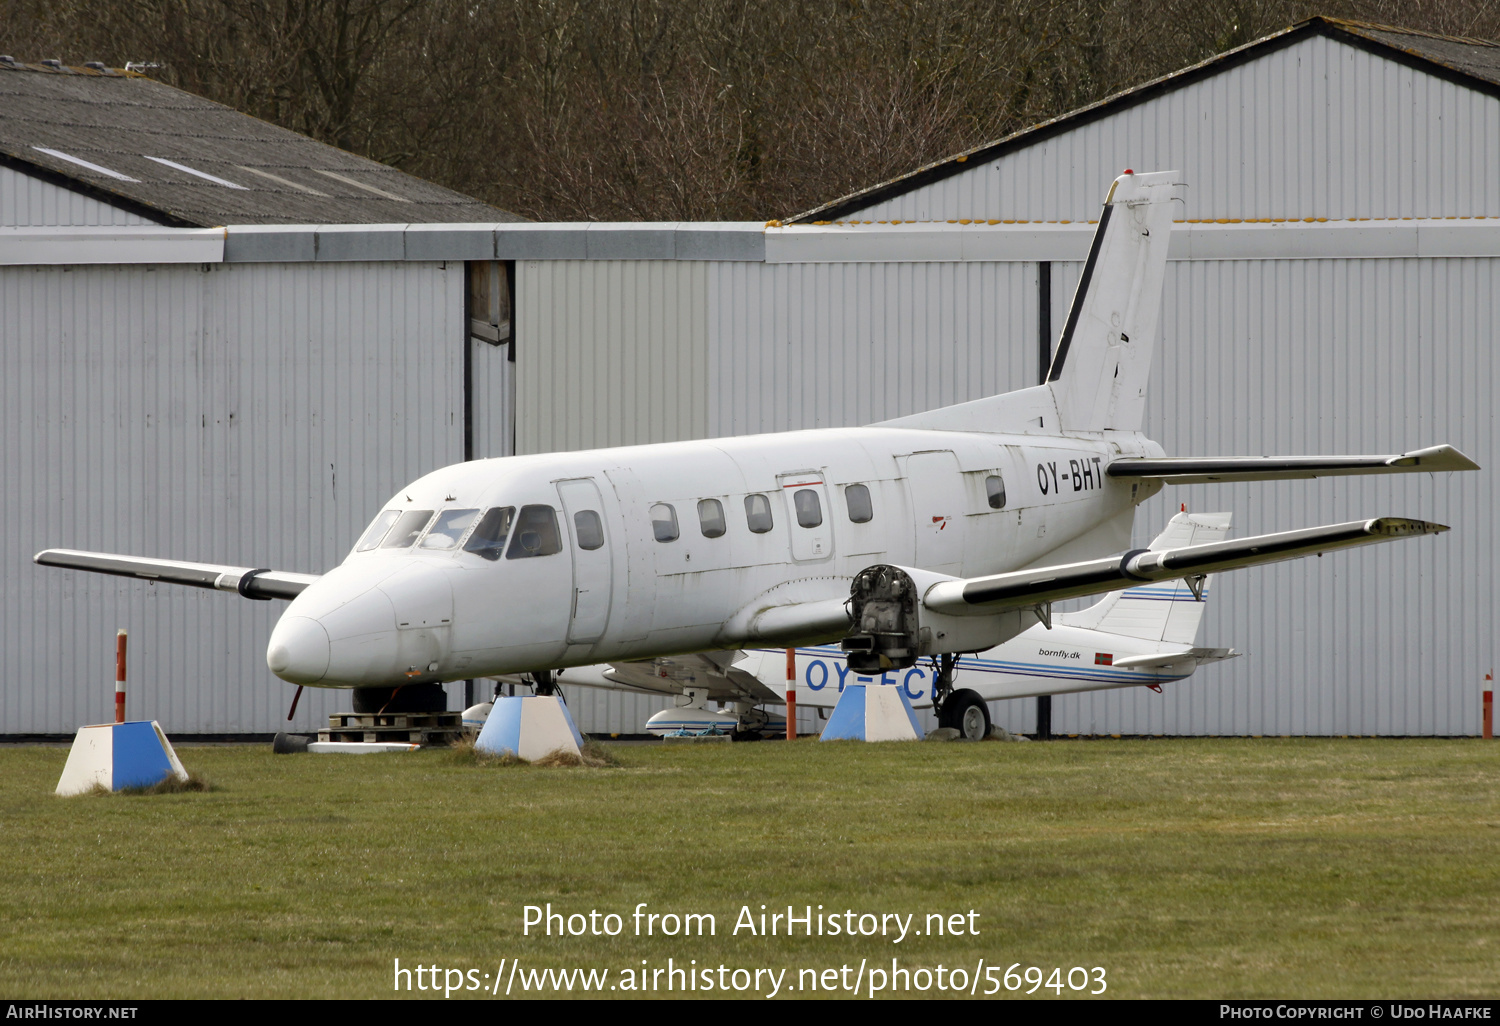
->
[1057, 510, 1230, 644]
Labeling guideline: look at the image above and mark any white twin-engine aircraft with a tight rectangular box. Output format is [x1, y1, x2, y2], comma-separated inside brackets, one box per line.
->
[558, 509, 1240, 740]
[37, 171, 1479, 733]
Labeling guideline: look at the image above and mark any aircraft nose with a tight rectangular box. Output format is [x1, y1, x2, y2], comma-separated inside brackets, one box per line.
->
[267, 615, 331, 684]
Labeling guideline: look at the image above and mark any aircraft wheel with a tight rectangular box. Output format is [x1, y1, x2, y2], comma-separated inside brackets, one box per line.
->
[941, 690, 990, 741]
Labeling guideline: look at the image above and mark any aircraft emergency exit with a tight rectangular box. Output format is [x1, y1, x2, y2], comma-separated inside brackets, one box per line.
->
[36, 170, 1479, 730]
[555, 510, 1240, 739]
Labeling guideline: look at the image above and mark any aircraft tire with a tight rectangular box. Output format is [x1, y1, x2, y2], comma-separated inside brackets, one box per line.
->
[941, 690, 990, 741]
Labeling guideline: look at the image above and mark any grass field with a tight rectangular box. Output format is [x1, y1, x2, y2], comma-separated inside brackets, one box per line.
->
[1, 737, 1496, 1000]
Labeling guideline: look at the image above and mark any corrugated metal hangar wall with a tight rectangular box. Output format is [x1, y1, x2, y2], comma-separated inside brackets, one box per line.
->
[4, 22, 1495, 736]
[515, 25, 1499, 737]
[2, 227, 515, 734]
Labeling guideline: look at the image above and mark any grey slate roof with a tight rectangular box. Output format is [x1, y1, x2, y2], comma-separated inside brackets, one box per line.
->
[1350, 21, 1500, 88]
[0, 59, 523, 227]
[789, 16, 1500, 224]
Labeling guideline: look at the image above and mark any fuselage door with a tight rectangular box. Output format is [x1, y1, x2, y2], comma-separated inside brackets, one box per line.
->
[556, 478, 612, 644]
[777, 471, 833, 562]
[902, 451, 967, 574]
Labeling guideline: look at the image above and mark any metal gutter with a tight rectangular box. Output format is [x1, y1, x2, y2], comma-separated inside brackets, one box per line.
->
[223, 221, 767, 263]
[0, 225, 225, 264]
[5, 218, 1497, 266]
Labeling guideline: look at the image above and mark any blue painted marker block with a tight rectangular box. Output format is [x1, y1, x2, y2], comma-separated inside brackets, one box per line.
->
[820, 684, 922, 742]
[474, 696, 583, 761]
[55, 721, 189, 795]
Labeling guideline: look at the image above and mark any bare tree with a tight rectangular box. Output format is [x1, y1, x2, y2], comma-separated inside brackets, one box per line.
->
[4, 0, 1499, 220]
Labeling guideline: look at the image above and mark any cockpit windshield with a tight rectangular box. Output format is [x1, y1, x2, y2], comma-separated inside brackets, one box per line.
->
[463, 506, 516, 561]
[381, 510, 435, 548]
[355, 509, 401, 551]
[420, 508, 480, 549]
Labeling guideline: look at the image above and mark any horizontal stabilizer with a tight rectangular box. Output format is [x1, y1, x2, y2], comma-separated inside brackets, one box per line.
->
[1112, 647, 1239, 670]
[1107, 444, 1479, 484]
[34, 548, 319, 600]
[924, 517, 1446, 615]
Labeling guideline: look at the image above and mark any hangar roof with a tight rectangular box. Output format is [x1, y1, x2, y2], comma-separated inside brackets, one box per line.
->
[0, 58, 522, 227]
[789, 16, 1500, 223]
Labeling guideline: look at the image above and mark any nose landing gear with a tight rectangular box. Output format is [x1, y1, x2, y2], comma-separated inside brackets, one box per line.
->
[527, 669, 558, 697]
[352, 682, 449, 714]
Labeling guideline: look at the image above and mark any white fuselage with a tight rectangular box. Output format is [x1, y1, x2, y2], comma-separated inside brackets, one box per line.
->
[267, 424, 1164, 689]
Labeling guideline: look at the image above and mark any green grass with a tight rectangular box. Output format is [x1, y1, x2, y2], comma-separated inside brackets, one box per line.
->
[0, 738, 1496, 999]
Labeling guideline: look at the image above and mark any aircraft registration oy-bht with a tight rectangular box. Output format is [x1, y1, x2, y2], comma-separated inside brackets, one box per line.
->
[38, 171, 1479, 739]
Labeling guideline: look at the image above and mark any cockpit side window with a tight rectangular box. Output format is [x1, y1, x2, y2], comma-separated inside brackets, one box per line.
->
[420, 508, 480, 549]
[355, 509, 401, 551]
[507, 505, 563, 558]
[380, 510, 435, 548]
[463, 506, 515, 561]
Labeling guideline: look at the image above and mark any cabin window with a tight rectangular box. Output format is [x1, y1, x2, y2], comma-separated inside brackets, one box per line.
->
[463, 506, 515, 561]
[381, 510, 435, 548]
[744, 493, 773, 534]
[698, 499, 726, 538]
[793, 488, 822, 528]
[355, 509, 401, 551]
[844, 483, 873, 523]
[574, 509, 605, 550]
[507, 505, 563, 558]
[650, 503, 679, 542]
[986, 474, 1007, 510]
[420, 508, 480, 549]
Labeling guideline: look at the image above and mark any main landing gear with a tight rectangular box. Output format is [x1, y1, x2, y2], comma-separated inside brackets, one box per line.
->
[527, 669, 558, 697]
[929, 653, 990, 741]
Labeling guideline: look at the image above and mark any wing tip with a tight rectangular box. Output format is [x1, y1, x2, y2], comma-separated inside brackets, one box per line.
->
[1392, 445, 1481, 472]
[1368, 517, 1449, 536]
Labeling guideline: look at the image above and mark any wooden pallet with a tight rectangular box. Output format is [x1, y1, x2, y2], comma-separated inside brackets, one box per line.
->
[327, 711, 461, 730]
[317, 726, 463, 745]
[319, 710, 463, 747]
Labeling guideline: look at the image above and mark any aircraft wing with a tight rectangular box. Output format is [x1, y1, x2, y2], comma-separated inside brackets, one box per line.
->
[1107, 444, 1478, 484]
[923, 517, 1446, 615]
[601, 651, 781, 703]
[742, 598, 852, 644]
[34, 548, 319, 600]
[1112, 647, 1239, 670]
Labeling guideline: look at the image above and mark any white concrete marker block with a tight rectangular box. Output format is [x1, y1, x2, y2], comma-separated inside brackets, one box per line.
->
[474, 695, 584, 761]
[56, 721, 188, 796]
[819, 684, 922, 742]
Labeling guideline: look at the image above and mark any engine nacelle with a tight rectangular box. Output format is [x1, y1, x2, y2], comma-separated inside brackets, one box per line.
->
[840, 564, 1034, 671]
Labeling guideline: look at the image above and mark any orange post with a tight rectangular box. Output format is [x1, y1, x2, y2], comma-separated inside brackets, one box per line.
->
[1484, 671, 1493, 740]
[785, 647, 797, 740]
[114, 629, 127, 724]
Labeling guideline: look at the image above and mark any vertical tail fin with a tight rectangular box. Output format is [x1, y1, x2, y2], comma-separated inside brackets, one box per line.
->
[1058, 512, 1231, 643]
[1048, 170, 1181, 433]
